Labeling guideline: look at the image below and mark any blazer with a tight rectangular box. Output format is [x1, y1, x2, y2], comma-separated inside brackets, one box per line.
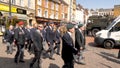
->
[31, 29, 43, 52]
[14, 27, 26, 45]
[24, 28, 31, 40]
[4, 29, 14, 44]
[46, 26, 55, 44]
[54, 30, 61, 44]
[62, 32, 78, 62]
[75, 28, 85, 51]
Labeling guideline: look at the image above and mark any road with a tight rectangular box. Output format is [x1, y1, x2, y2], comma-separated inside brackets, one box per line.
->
[0, 36, 120, 68]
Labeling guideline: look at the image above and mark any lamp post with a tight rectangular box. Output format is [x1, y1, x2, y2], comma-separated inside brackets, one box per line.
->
[9, 0, 12, 19]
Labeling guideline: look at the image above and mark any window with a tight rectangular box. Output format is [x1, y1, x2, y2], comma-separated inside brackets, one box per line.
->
[45, 0, 48, 8]
[51, 2, 54, 10]
[55, 12, 58, 19]
[44, 10, 48, 18]
[110, 22, 120, 32]
[20, 0, 24, 6]
[11, 0, 16, 5]
[61, 13, 64, 19]
[50, 11, 54, 19]
[56, 4, 58, 11]
[38, 0, 42, 6]
[38, 8, 42, 17]
[28, 0, 31, 8]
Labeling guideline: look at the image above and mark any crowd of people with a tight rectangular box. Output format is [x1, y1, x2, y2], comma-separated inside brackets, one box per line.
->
[4, 20, 120, 68]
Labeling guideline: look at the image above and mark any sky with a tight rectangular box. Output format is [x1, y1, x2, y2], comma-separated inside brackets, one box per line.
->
[76, 0, 120, 9]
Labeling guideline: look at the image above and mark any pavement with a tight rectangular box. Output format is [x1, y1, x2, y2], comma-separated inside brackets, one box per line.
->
[0, 36, 120, 68]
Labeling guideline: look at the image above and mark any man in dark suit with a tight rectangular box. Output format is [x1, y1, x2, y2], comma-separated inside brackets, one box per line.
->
[30, 24, 43, 68]
[54, 27, 61, 55]
[62, 23, 78, 68]
[75, 24, 85, 64]
[4, 25, 14, 54]
[46, 22, 55, 60]
[14, 21, 26, 64]
[24, 25, 32, 52]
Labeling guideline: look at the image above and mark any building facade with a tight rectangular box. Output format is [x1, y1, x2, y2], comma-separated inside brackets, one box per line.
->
[35, 0, 68, 24]
[75, 4, 89, 24]
[114, 5, 120, 17]
[90, 8, 114, 17]
[0, 0, 35, 25]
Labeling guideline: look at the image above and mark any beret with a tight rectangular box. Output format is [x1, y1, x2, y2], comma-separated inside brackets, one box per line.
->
[78, 24, 83, 28]
[18, 21, 24, 25]
[66, 23, 74, 30]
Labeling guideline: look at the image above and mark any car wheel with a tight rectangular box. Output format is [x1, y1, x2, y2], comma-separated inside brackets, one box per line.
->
[103, 40, 114, 49]
[91, 28, 100, 37]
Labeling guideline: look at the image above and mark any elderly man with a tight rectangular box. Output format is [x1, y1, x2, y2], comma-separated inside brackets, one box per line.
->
[14, 21, 26, 64]
[75, 24, 86, 64]
[30, 24, 43, 68]
[62, 23, 78, 68]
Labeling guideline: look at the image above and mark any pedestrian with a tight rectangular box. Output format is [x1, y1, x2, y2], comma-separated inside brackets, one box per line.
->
[46, 22, 56, 60]
[75, 24, 86, 64]
[54, 26, 61, 55]
[62, 23, 78, 68]
[30, 24, 43, 68]
[14, 21, 26, 64]
[24, 25, 32, 52]
[4, 25, 14, 54]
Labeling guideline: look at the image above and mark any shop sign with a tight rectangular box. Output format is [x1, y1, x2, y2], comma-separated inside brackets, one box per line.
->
[0, 4, 17, 13]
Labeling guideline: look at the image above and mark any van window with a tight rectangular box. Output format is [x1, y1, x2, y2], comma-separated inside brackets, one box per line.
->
[111, 22, 120, 32]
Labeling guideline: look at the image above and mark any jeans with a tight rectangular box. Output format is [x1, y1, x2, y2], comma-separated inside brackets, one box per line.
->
[6, 42, 13, 54]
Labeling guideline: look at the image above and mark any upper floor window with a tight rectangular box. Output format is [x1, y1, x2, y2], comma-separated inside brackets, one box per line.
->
[62, 4, 64, 12]
[11, 0, 16, 5]
[20, 0, 24, 6]
[51, 2, 54, 10]
[38, 8, 42, 17]
[45, 0, 48, 8]
[55, 12, 58, 19]
[28, 0, 31, 8]
[38, 0, 42, 6]
[56, 4, 59, 11]
[44, 10, 48, 18]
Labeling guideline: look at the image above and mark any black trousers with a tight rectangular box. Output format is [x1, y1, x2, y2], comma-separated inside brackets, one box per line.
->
[54, 43, 60, 54]
[30, 51, 42, 68]
[63, 60, 74, 68]
[118, 49, 120, 58]
[15, 44, 24, 61]
[47, 44, 54, 58]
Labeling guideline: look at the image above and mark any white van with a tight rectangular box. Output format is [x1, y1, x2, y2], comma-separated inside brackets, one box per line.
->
[94, 15, 120, 49]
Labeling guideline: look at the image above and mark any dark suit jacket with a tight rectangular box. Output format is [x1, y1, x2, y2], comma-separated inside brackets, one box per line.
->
[75, 28, 85, 51]
[4, 29, 14, 44]
[54, 30, 61, 44]
[24, 28, 31, 40]
[46, 26, 55, 44]
[31, 29, 43, 52]
[14, 27, 26, 45]
[62, 32, 78, 62]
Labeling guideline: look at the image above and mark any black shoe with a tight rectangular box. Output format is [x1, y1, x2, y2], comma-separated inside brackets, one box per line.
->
[14, 59, 18, 64]
[118, 57, 120, 59]
[56, 53, 60, 55]
[19, 60, 25, 63]
[49, 57, 55, 60]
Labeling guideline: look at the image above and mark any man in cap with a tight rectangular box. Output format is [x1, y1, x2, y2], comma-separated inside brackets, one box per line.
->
[75, 23, 86, 64]
[46, 22, 56, 60]
[14, 21, 26, 64]
[62, 23, 78, 68]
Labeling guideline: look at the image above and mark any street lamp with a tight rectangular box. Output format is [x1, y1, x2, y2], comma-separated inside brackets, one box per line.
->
[9, 0, 12, 19]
